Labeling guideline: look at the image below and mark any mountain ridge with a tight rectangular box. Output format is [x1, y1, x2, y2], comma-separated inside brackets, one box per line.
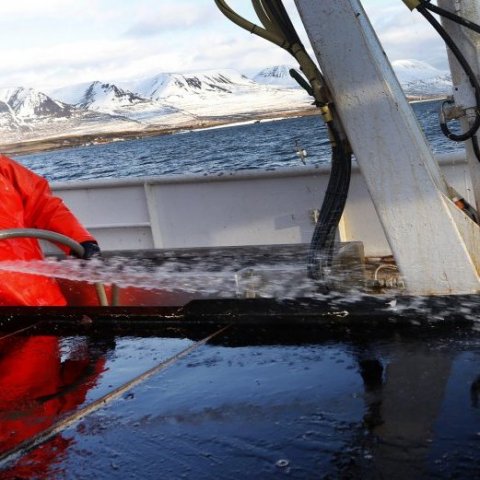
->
[0, 60, 452, 151]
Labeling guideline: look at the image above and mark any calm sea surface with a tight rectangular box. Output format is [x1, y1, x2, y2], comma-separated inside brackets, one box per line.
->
[16, 100, 462, 182]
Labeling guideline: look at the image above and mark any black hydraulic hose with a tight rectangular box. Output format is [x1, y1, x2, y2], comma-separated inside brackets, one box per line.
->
[215, 0, 327, 104]
[253, 0, 352, 279]
[307, 125, 352, 281]
[261, 0, 352, 279]
[252, 1, 282, 37]
[420, 1, 480, 35]
[417, 5, 480, 144]
[262, 0, 301, 47]
[263, 0, 352, 279]
[289, 68, 313, 96]
[214, 0, 289, 50]
[473, 134, 480, 160]
[214, 0, 352, 281]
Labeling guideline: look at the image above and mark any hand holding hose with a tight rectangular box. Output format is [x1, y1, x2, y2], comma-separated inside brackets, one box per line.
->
[71, 241, 101, 260]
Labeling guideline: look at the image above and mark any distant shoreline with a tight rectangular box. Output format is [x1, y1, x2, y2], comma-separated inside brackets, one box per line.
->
[2, 96, 445, 157]
[2, 108, 320, 157]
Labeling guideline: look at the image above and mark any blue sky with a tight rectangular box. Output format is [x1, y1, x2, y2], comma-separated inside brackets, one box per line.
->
[0, 0, 447, 90]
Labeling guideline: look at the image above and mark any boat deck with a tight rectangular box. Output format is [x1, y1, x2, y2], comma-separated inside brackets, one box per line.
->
[0, 244, 478, 478]
[0, 320, 479, 478]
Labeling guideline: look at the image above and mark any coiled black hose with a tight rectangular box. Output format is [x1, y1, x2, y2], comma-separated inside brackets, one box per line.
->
[414, 2, 480, 159]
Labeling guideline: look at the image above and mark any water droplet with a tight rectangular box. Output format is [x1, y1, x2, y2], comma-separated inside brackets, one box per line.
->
[276, 459, 289, 468]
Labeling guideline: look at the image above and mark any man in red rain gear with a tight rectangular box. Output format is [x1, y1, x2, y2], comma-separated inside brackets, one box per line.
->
[0, 154, 100, 306]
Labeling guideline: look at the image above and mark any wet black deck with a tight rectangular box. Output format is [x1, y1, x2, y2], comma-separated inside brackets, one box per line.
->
[0, 319, 479, 479]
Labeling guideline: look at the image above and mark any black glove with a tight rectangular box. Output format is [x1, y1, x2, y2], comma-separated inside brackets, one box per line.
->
[72, 241, 101, 259]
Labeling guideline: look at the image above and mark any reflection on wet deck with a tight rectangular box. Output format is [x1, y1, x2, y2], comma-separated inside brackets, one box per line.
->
[0, 323, 479, 479]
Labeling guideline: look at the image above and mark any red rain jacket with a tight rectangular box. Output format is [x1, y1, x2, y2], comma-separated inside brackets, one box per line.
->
[0, 155, 96, 306]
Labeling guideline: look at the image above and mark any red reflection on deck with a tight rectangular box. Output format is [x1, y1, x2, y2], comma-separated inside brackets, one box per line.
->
[0, 334, 106, 477]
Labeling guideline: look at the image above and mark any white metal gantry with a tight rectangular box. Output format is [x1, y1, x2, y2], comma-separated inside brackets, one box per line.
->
[294, 0, 480, 295]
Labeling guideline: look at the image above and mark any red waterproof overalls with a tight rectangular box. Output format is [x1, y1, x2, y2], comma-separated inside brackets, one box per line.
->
[0, 155, 96, 306]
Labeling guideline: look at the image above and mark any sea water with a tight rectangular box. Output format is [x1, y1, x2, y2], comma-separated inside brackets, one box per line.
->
[17, 100, 459, 182]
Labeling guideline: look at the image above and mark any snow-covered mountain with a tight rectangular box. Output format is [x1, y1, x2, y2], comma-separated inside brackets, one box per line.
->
[0, 100, 23, 132]
[0, 61, 453, 147]
[77, 82, 147, 110]
[127, 69, 257, 100]
[0, 86, 142, 144]
[253, 65, 300, 88]
[48, 69, 312, 127]
[51, 81, 151, 112]
[50, 81, 180, 120]
[0, 87, 78, 135]
[49, 62, 451, 117]
[54, 70, 268, 105]
[0, 87, 75, 120]
[392, 59, 452, 97]
[253, 60, 453, 97]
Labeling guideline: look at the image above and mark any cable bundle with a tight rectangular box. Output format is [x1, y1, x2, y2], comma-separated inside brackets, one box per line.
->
[214, 0, 352, 281]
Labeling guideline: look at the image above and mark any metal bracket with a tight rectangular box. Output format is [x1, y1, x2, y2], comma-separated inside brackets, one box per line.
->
[402, 0, 421, 10]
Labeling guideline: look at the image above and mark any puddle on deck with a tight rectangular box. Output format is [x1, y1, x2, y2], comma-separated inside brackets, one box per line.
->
[0, 323, 479, 479]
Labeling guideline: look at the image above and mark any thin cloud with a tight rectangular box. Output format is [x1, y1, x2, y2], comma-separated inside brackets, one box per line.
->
[125, 5, 212, 37]
[364, 2, 448, 68]
[0, 0, 453, 90]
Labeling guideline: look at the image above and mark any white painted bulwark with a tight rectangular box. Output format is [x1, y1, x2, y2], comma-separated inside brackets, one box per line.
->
[54, 167, 329, 251]
[294, 0, 480, 295]
[52, 153, 472, 260]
